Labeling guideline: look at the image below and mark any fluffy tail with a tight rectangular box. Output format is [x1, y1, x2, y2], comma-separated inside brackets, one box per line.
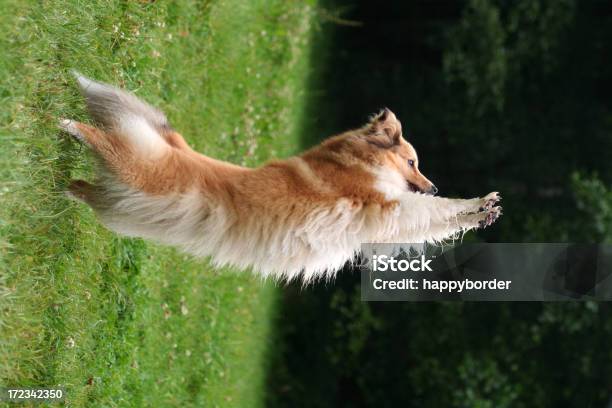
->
[72, 71, 175, 157]
[73, 71, 169, 132]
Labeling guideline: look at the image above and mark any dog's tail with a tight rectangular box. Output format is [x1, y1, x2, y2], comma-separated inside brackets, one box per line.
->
[73, 71, 169, 132]
[72, 71, 175, 156]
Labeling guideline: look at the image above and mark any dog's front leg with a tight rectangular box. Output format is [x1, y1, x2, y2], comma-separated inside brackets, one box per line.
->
[399, 191, 500, 220]
[386, 192, 501, 242]
[428, 191, 500, 216]
[425, 207, 502, 242]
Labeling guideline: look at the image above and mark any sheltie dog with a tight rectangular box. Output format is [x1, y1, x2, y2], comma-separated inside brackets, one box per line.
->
[60, 73, 501, 282]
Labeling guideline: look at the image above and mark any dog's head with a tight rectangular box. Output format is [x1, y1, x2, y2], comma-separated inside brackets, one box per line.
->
[357, 108, 437, 195]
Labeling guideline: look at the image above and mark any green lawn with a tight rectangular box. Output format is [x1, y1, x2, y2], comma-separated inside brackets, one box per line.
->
[0, 0, 317, 406]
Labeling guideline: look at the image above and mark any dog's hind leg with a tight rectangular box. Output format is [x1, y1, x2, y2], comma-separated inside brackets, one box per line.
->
[60, 119, 111, 150]
[65, 179, 109, 207]
[59, 119, 138, 165]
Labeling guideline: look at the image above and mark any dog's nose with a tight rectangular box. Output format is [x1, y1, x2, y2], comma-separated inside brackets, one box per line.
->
[429, 185, 438, 195]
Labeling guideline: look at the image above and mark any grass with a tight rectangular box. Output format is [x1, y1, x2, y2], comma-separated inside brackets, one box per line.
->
[0, 0, 318, 406]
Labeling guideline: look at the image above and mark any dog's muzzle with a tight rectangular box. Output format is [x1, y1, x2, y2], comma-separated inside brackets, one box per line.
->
[408, 182, 438, 195]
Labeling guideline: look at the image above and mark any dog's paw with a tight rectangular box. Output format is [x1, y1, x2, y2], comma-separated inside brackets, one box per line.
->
[59, 119, 87, 144]
[479, 192, 501, 211]
[478, 206, 502, 229]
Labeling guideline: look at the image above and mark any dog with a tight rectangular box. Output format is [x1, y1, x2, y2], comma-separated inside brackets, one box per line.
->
[60, 73, 501, 282]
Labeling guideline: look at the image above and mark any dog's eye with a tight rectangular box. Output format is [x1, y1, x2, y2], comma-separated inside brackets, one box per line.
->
[408, 160, 415, 167]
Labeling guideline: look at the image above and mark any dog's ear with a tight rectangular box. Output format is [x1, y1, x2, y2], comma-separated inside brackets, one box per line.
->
[366, 108, 402, 148]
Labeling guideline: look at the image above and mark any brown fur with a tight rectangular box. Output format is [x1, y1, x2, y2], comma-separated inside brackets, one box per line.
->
[61, 76, 501, 280]
[70, 109, 434, 218]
